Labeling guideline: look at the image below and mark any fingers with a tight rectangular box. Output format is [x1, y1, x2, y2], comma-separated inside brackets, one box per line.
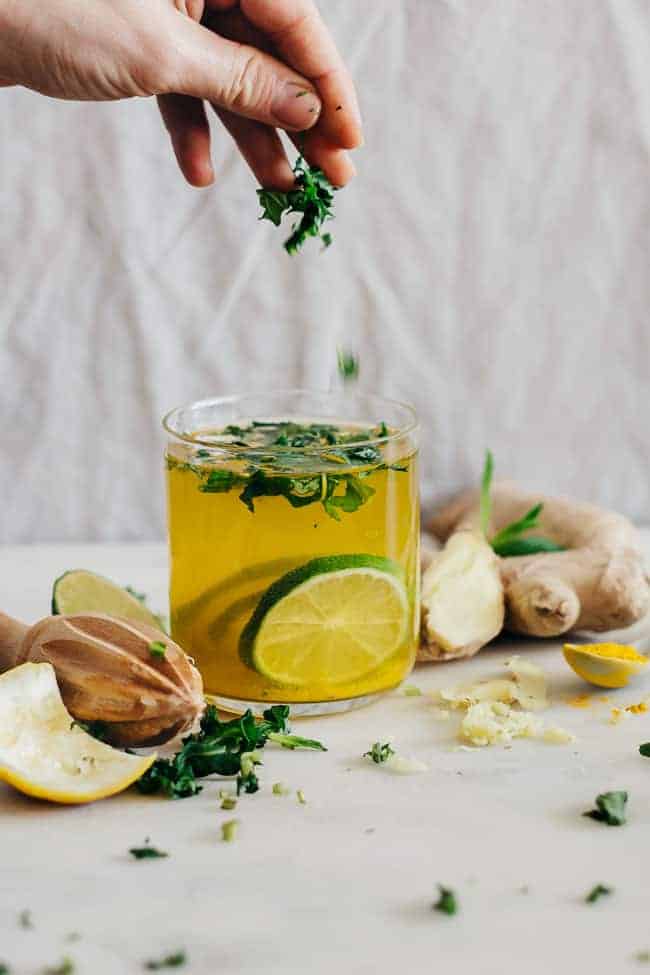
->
[229, 0, 363, 149]
[167, 13, 323, 133]
[157, 93, 215, 187]
[214, 109, 296, 190]
[291, 129, 356, 188]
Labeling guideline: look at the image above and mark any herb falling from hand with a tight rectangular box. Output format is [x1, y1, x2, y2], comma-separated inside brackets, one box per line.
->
[337, 348, 359, 382]
[258, 156, 336, 254]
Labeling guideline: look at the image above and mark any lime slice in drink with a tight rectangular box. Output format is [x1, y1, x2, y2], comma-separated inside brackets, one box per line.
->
[239, 554, 408, 687]
[52, 570, 164, 631]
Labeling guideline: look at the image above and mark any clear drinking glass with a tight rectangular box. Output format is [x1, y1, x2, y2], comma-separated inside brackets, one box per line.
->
[163, 390, 420, 715]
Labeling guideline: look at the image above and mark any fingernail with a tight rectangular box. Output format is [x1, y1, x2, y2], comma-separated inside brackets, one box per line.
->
[272, 83, 322, 130]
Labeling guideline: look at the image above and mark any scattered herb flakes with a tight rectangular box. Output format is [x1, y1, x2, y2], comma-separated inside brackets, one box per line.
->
[584, 790, 628, 826]
[403, 685, 422, 697]
[479, 450, 563, 556]
[18, 909, 32, 929]
[434, 886, 458, 916]
[258, 155, 336, 254]
[296, 789, 307, 805]
[0, 964, 10, 974]
[272, 782, 289, 796]
[635, 950, 650, 964]
[639, 743, 650, 757]
[585, 884, 612, 904]
[337, 347, 359, 382]
[149, 640, 167, 660]
[222, 819, 239, 842]
[364, 742, 395, 765]
[295, 89, 310, 98]
[220, 796, 237, 811]
[137, 705, 325, 800]
[130, 840, 169, 860]
[43, 959, 74, 975]
[144, 951, 187, 970]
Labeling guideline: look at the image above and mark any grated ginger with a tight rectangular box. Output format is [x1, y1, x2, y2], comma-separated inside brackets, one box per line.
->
[434, 657, 574, 748]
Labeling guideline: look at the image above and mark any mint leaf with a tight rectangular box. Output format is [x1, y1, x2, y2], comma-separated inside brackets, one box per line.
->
[491, 536, 565, 557]
[433, 885, 458, 915]
[584, 790, 628, 826]
[585, 884, 612, 904]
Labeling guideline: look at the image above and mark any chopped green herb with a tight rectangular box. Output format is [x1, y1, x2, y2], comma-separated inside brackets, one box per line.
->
[434, 885, 458, 915]
[296, 789, 307, 804]
[585, 884, 612, 904]
[480, 450, 564, 556]
[167, 420, 407, 521]
[403, 685, 422, 697]
[639, 743, 650, 758]
[130, 841, 169, 860]
[137, 705, 325, 800]
[18, 909, 32, 929]
[43, 960, 74, 975]
[295, 89, 310, 98]
[584, 790, 628, 826]
[337, 348, 359, 382]
[635, 950, 650, 963]
[222, 819, 239, 842]
[148, 640, 167, 660]
[258, 156, 336, 254]
[220, 796, 237, 810]
[364, 742, 395, 765]
[0, 964, 10, 974]
[272, 782, 290, 796]
[144, 951, 187, 970]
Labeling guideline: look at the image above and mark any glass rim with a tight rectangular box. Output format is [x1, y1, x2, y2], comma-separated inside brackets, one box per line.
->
[162, 388, 419, 455]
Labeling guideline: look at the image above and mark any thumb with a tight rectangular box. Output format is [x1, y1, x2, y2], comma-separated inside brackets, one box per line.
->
[164, 16, 322, 132]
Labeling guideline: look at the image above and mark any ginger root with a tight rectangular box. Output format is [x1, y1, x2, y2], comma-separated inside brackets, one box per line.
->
[419, 530, 504, 661]
[429, 482, 650, 638]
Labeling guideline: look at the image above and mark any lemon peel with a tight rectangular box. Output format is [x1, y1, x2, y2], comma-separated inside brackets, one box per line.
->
[563, 642, 648, 689]
[0, 662, 155, 804]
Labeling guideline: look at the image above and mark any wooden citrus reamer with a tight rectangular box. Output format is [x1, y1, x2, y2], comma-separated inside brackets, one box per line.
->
[0, 611, 204, 747]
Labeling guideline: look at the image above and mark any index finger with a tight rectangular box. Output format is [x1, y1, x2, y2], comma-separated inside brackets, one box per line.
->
[208, 0, 362, 150]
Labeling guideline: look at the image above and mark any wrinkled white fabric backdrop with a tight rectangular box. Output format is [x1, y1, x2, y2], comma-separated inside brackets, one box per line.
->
[1, 0, 649, 543]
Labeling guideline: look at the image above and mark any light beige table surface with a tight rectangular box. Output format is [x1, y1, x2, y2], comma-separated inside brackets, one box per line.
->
[1, 540, 650, 975]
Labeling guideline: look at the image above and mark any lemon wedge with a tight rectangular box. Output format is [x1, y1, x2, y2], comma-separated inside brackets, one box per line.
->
[0, 663, 155, 804]
[563, 642, 649, 689]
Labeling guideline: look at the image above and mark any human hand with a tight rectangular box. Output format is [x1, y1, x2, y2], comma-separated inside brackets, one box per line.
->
[0, 0, 362, 189]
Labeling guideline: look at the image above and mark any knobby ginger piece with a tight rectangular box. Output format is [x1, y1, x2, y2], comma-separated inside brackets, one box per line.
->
[429, 482, 650, 638]
[419, 530, 504, 661]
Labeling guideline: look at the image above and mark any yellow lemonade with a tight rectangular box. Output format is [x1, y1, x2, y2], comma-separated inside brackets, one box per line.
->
[164, 395, 419, 712]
